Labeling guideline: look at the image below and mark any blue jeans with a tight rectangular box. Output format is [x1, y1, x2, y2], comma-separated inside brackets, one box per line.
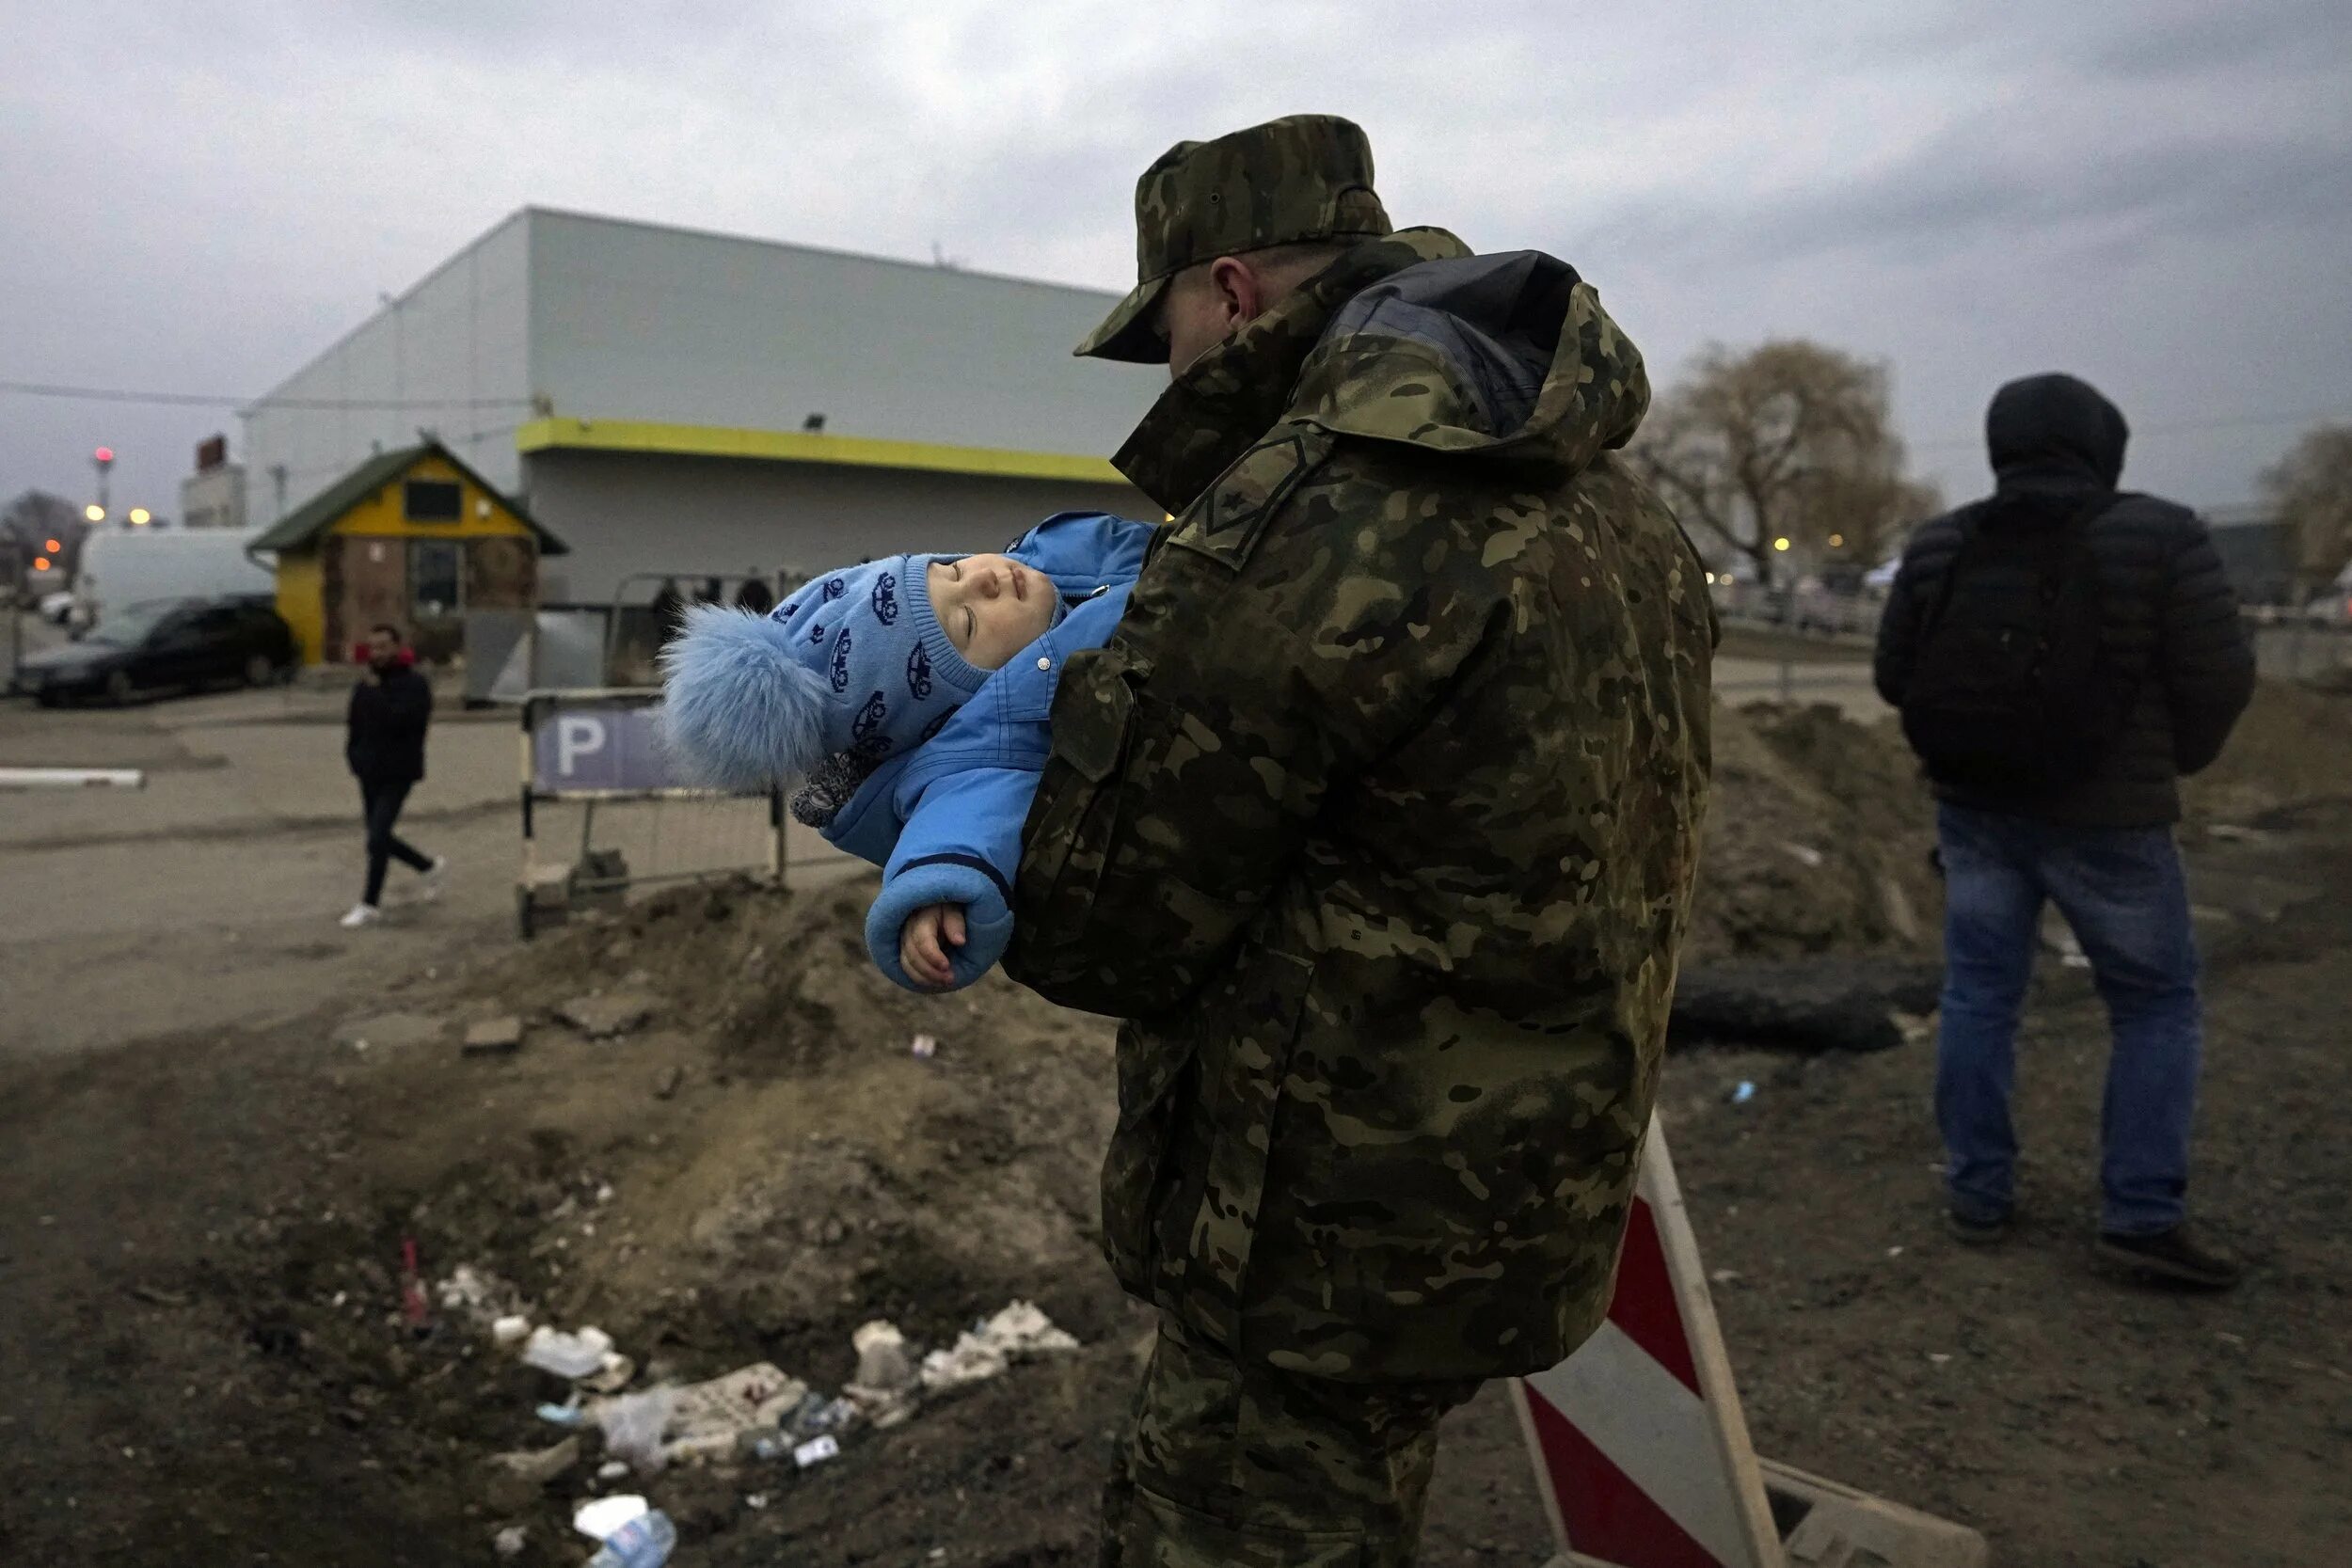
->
[1934, 803, 2203, 1235]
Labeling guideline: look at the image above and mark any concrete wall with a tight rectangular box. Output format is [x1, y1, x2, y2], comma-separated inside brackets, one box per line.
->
[524, 209, 1159, 455]
[523, 449, 1154, 608]
[243, 213, 534, 524]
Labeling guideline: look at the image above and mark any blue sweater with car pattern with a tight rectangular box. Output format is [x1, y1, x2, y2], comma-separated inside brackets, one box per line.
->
[808, 512, 1148, 990]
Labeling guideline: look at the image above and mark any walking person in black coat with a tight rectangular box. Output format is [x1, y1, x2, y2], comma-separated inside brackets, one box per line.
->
[1876, 372, 2255, 1288]
[342, 624, 443, 928]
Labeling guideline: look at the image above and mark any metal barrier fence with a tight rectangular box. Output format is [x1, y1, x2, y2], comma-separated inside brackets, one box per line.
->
[601, 570, 813, 689]
[516, 688, 797, 939]
[2249, 615, 2352, 684]
[1711, 581, 1885, 640]
[1716, 593, 2352, 697]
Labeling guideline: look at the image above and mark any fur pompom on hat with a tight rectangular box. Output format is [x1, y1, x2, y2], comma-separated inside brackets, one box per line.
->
[658, 555, 990, 791]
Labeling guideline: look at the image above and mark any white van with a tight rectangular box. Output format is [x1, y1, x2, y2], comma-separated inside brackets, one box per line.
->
[75, 528, 274, 630]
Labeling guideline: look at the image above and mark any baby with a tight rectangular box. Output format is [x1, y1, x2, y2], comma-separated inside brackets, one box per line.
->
[659, 510, 1153, 991]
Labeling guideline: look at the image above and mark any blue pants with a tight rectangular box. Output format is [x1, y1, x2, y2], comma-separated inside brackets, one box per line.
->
[360, 778, 432, 906]
[1934, 803, 2203, 1235]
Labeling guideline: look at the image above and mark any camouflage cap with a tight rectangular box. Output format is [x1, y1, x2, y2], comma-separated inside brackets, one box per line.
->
[1075, 114, 1393, 363]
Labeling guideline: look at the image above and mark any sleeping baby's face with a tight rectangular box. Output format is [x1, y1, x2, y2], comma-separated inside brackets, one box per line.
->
[929, 555, 1056, 670]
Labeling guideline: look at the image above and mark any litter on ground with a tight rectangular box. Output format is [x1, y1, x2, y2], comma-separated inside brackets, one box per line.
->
[573, 1494, 650, 1541]
[522, 1324, 616, 1379]
[919, 1301, 1080, 1394]
[846, 1320, 919, 1427]
[593, 1362, 814, 1472]
[591, 1387, 678, 1474]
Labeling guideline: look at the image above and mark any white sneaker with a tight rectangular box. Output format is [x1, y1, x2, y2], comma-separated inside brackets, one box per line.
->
[340, 902, 382, 929]
[419, 856, 448, 903]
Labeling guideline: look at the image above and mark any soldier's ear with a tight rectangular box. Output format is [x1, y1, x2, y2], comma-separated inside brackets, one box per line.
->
[1207, 256, 1263, 325]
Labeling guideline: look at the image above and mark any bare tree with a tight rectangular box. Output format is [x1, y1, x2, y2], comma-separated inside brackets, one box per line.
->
[1803, 467, 1944, 571]
[1, 489, 86, 593]
[2260, 423, 2352, 595]
[1632, 340, 1932, 585]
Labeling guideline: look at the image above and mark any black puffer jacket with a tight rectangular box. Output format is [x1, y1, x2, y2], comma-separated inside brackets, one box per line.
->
[1875, 373, 2255, 827]
[346, 664, 433, 784]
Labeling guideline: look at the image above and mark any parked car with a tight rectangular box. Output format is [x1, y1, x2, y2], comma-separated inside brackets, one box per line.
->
[20, 596, 297, 706]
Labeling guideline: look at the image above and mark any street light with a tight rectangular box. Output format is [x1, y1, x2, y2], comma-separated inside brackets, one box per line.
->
[33, 556, 52, 572]
[1772, 537, 1792, 552]
[129, 508, 151, 526]
[84, 503, 105, 523]
[44, 539, 61, 553]
[1828, 533, 1845, 548]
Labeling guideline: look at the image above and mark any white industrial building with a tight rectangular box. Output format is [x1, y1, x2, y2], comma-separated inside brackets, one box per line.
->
[243, 208, 1160, 612]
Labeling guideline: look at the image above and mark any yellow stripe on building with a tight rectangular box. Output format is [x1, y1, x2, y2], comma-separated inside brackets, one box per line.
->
[514, 418, 1123, 484]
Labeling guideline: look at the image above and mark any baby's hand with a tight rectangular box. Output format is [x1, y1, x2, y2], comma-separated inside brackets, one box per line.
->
[900, 903, 969, 990]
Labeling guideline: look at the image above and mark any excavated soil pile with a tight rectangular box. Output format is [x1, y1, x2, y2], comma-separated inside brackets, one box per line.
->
[1691, 679, 2352, 964]
[1691, 702, 1941, 960]
[149, 881, 1143, 1567]
[2185, 679, 2352, 823]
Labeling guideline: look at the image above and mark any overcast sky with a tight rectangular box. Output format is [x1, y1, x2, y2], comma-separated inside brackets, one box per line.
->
[4, 0, 2346, 522]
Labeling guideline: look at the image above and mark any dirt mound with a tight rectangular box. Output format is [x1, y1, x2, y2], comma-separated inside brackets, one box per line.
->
[2186, 679, 2352, 823]
[154, 880, 1135, 1565]
[439, 880, 1123, 1350]
[1691, 703, 1940, 960]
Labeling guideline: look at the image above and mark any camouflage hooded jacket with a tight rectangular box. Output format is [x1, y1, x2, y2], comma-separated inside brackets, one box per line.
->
[1006, 230, 1715, 1383]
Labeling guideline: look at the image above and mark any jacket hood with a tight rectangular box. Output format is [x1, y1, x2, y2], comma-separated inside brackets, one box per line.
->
[1293, 249, 1649, 472]
[1986, 372, 2129, 491]
[1110, 229, 1650, 513]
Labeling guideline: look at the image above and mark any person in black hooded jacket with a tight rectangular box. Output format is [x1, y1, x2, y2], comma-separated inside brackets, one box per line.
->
[341, 624, 443, 928]
[1876, 372, 2254, 1289]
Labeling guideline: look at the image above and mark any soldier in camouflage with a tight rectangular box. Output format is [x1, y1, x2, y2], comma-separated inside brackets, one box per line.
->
[1007, 115, 1716, 1565]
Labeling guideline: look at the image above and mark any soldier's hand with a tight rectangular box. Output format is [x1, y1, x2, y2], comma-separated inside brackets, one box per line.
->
[900, 903, 968, 990]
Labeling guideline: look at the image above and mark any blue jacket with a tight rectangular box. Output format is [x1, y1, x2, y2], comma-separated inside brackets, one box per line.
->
[814, 512, 1150, 990]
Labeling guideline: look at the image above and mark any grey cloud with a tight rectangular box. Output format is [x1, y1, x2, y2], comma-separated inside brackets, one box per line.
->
[1715, 132, 2352, 267]
[3, 0, 2346, 515]
[2078, 0, 2352, 80]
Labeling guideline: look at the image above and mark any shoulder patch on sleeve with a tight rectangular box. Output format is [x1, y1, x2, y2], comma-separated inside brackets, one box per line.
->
[1165, 429, 1332, 572]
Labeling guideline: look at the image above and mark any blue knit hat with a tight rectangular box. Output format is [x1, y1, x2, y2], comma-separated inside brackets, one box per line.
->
[660, 554, 1004, 792]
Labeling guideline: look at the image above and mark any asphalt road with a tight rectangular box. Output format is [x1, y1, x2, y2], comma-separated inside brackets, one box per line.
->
[0, 633, 851, 1061]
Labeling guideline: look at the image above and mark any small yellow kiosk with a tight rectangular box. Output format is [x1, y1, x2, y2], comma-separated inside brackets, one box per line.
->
[250, 440, 566, 665]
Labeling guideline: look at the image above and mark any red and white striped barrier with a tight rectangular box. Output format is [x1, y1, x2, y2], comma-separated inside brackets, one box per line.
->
[1516, 1118, 1780, 1567]
[1514, 1117, 1988, 1568]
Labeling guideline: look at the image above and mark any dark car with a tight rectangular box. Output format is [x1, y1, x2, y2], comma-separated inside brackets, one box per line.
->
[22, 596, 297, 706]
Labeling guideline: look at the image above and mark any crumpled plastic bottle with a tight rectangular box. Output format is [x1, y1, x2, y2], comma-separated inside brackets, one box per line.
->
[585, 1510, 676, 1568]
